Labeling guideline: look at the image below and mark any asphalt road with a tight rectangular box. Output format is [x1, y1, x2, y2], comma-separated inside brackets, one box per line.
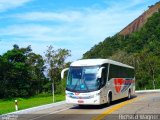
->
[2, 92, 160, 120]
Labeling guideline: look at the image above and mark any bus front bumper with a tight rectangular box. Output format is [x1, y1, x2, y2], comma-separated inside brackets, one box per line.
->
[65, 96, 101, 105]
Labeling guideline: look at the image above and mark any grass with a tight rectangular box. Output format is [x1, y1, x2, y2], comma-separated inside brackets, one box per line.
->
[0, 94, 65, 115]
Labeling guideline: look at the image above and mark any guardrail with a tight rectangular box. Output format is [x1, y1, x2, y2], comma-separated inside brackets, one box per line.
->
[135, 89, 160, 93]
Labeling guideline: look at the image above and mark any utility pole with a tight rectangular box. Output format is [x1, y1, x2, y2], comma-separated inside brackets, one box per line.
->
[52, 82, 54, 103]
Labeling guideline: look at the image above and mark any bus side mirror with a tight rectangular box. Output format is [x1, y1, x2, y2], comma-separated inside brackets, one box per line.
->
[61, 68, 69, 79]
[97, 67, 105, 78]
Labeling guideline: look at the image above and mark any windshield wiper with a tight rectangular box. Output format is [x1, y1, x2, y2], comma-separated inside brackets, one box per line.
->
[82, 79, 89, 92]
[73, 79, 80, 91]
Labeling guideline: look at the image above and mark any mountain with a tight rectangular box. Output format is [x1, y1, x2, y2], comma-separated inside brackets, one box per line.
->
[83, 2, 160, 90]
[119, 1, 160, 35]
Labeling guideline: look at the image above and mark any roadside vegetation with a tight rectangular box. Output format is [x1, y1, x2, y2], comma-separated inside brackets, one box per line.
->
[83, 11, 160, 90]
[0, 94, 65, 115]
[0, 45, 70, 99]
[0, 45, 70, 114]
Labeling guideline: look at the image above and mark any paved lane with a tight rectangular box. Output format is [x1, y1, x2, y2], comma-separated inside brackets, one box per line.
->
[2, 93, 160, 120]
[94, 93, 160, 120]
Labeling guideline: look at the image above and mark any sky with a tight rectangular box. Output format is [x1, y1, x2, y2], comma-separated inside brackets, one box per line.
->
[0, 0, 159, 61]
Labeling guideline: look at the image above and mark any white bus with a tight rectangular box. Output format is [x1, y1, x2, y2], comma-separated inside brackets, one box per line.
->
[61, 59, 135, 105]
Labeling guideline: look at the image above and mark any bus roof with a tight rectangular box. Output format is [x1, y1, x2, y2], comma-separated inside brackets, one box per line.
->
[70, 59, 134, 69]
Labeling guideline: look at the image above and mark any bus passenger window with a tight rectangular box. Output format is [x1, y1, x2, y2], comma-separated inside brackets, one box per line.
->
[101, 68, 107, 86]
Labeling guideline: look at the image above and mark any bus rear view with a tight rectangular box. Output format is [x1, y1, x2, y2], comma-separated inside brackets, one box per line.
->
[61, 59, 135, 105]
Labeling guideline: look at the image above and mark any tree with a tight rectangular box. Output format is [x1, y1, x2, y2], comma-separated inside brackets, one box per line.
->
[136, 50, 160, 89]
[0, 45, 47, 98]
[83, 11, 160, 90]
[27, 52, 47, 95]
[45, 45, 71, 94]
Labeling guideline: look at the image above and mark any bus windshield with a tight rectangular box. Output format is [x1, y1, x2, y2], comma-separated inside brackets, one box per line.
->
[66, 66, 100, 92]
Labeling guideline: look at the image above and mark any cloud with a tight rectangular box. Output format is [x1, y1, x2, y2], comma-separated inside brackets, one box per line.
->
[103, 0, 150, 11]
[0, 0, 154, 60]
[3, 7, 142, 42]
[0, 24, 84, 42]
[0, 0, 32, 12]
[0, 24, 51, 36]
[13, 11, 83, 22]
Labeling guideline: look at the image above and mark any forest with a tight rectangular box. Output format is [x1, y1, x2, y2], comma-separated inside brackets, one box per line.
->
[0, 45, 70, 99]
[83, 11, 160, 90]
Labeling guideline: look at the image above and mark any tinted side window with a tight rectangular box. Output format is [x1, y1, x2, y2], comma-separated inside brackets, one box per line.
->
[100, 64, 108, 86]
[101, 67, 107, 86]
[109, 64, 134, 79]
[109, 64, 118, 79]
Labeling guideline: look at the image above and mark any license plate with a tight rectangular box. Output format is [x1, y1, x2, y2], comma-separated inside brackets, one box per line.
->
[78, 100, 84, 103]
